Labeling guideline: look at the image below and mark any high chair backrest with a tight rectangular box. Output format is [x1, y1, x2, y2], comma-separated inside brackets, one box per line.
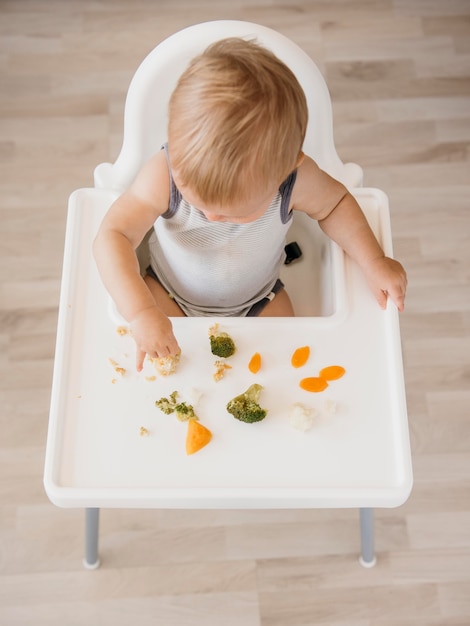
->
[94, 20, 363, 192]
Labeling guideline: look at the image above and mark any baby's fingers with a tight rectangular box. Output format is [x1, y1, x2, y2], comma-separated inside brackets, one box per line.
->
[374, 288, 388, 310]
[135, 347, 146, 372]
[388, 284, 406, 312]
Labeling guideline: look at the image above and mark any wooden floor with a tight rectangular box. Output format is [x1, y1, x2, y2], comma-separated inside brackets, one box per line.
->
[1, 1, 470, 624]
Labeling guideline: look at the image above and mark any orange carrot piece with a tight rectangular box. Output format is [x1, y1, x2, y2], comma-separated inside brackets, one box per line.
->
[248, 352, 261, 374]
[319, 365, 346, 381]
[291, 346, 310, 368]
[299, 377, 329, 392]
[186, 419, 212, 455]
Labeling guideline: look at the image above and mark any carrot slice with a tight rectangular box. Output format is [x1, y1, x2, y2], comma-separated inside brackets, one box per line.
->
[291, 346, 310, 368]
[299, 377, 329, 392]
[319, 365, 346, 381]
[186, 419, 212, 455]
[248, 352, 261, 374]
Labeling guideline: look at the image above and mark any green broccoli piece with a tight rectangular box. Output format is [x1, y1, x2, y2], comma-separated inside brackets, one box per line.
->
[155, 391, 179, 414]
[209, 324, 236, 358]
[155, 391, 198, 422]
[226, 383, 267, 423]
[174, 402, 196, 422]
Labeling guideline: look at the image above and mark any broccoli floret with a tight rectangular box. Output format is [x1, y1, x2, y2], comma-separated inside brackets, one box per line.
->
[155, 392, 198, 422]
[210, 334, 236, 358]
[226, 383, 267, 423]
[174, 402, 196, 422]
[208, 323, 236, 358]
[155, 391, 179, 414]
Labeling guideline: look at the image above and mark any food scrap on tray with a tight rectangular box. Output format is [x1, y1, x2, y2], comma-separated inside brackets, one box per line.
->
[213, 360, 232, 382]
[108, 357, 126, 377]
[288, 402, 318, 432]
[319, 365, 346, 381]
[291, 345, 310, 368]
[148, 350, 181, 376]
[155, 390, 196, 422]
[226, 383, 267, 423]
[248, 352, 261, 374]
[300, 376, 329, 392]
[208, 323, 236, 358]
[186, 418, 212, 455]
[300, 365, 346, 392]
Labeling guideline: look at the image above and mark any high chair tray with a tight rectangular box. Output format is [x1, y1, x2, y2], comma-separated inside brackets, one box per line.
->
[44, 187, 412, 509]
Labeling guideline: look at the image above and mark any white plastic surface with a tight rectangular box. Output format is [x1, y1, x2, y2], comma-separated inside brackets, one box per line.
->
[44, 187, 412, 510]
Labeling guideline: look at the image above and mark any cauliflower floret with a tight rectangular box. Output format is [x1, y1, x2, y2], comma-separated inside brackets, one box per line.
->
[288, 402, 317, 432]
[148, 351, 181, 376]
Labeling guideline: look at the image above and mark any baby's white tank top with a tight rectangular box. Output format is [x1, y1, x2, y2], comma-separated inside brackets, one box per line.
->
[148, 146, 296, 317]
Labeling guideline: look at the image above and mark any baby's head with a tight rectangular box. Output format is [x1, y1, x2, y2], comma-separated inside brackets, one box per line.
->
[168, 37, 308, 219]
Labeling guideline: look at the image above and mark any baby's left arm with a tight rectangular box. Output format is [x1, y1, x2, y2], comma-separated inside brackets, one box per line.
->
[293, 157, 407, 311]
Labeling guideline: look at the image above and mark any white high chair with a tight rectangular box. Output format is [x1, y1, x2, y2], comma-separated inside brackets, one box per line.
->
[44, 20, 412, 570]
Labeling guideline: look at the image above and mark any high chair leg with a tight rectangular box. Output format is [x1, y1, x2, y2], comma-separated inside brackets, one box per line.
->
[84, 507, 100, 569]
[359, 507, 377, 567]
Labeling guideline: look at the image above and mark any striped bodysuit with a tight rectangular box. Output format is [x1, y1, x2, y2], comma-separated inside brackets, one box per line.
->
[148, 146, 297, 317]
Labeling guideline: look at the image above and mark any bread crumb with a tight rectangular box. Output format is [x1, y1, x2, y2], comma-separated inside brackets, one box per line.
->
[139, 426, 150, 437]
[213, 360, 232, 381]
[116, 326, 129, 336]
[108, 357, 126, 376]
[145, 375, 157, 382]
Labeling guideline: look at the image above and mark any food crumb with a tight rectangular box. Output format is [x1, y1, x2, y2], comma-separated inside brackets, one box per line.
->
[108, 358, 126, 376]
[139, 426, 150, 437]
[116, 326, 129, 336]
[145, 375, 157, 382]
[213, 360, 232, 381]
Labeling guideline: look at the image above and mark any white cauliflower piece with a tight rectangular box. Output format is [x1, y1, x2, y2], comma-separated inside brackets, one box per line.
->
[148, 351, 181, 376]
[288, 402, 317, 432]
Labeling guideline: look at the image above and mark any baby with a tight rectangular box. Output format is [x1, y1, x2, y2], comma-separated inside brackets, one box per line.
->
[93, 37, 407, 371]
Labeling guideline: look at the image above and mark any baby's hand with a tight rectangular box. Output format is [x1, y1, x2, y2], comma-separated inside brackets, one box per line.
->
[364, 256, 407, 312]
[130, 306, 180, 371]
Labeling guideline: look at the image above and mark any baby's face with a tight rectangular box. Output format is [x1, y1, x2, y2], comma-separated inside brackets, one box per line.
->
[172, 170, 278, 224]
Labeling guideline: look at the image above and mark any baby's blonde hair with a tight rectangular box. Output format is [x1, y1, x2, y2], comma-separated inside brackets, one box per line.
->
[168, 37, 308, 207]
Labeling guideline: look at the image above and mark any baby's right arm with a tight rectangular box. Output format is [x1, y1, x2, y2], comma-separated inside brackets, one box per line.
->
[93, 151, 180, 370]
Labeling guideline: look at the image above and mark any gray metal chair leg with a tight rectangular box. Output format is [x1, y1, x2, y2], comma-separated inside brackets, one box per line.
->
[83, 507, 100, 569]
[359, 507, 377, 567]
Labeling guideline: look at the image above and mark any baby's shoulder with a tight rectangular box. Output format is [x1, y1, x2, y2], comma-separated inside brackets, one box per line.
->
[130, 150, 171, 214]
